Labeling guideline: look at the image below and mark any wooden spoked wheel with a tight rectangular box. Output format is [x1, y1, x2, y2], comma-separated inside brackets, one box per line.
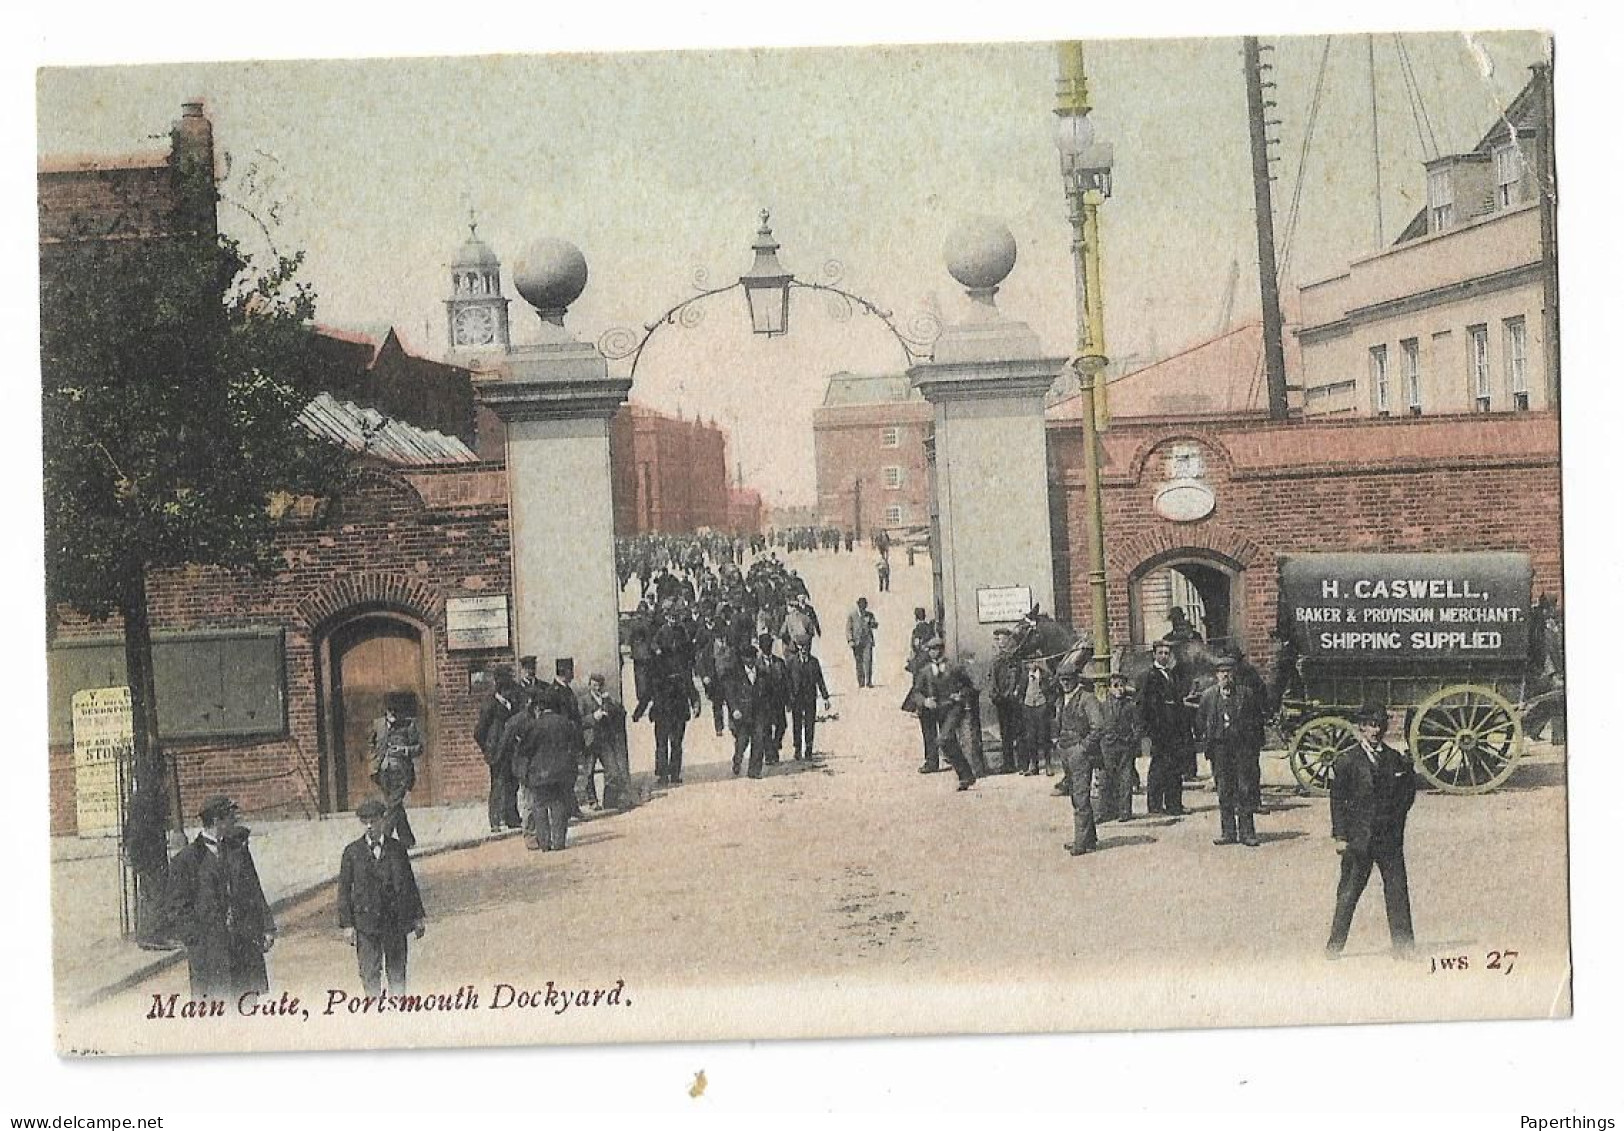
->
[1287, 715, 1359, 796]
[1407, 684, 1523, 794]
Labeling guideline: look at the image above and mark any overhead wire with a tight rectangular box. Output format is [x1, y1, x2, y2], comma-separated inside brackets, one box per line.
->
[1393, 33, 1441, 161]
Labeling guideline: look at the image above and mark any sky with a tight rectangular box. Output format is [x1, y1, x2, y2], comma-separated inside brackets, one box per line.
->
[35, 31, 1546, 506]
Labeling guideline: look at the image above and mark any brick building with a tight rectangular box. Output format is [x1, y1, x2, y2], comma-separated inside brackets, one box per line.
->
[1045, 407, 1562, 661]
[47, 458, 512, 835]
[609, 404, 734, 535]
[812, 373, 933, 535]
[1297, 69, 1556, 418]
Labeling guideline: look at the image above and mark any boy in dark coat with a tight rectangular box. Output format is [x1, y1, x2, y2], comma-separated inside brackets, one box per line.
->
[337, 798, 426, 996]
[162, 795, 276, 1001]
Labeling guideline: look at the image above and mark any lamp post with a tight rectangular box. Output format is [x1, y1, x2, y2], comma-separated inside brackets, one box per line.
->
[1054, 40, 1116, 692]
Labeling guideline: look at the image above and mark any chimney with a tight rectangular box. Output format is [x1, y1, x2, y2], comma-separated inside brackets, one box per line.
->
[170, 98, 218, 239]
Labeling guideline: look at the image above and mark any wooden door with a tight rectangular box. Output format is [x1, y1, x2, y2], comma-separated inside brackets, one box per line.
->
[330, 617, 431, 811]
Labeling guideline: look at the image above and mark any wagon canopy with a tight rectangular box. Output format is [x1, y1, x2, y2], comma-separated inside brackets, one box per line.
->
[1280, 552, 1532, 665]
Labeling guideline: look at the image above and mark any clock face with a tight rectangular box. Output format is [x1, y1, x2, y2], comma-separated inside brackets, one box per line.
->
[454, 305, 497, 346]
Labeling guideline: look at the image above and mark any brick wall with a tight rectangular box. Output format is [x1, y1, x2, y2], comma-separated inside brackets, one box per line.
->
[49, 463, 513, 835]
[1047, 411, 1563, 660]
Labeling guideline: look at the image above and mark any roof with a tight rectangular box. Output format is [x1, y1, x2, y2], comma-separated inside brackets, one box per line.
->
[821, 372, 922, 407]
[1047, 323, 1272, 422]
[1394, 70, 1545, 245]
[299, 392, 479, 466]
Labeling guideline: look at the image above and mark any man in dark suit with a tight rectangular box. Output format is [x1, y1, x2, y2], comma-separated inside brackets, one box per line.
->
[337, 798, 426, 996]
[785, 641, 832, 760]
[725, 648, 773, 779]
[1137, 638, 1193, 817]
[162, 795, 276, 1001]
[649, 656, 701, 785]
[474, 669, 523, 832]
[1197, 656, 1267, 846]
[756, 633, 790, 763]
[1327, 702, 1418, 958]
[518, 699, 584, 851]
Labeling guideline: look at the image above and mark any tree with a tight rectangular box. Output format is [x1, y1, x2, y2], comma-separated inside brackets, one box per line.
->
[40, 175, 347, 933]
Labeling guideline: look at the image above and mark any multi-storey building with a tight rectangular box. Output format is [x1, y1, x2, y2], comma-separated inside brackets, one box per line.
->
[1297, 69, 1555, 417]
[812, 372, 933, 536]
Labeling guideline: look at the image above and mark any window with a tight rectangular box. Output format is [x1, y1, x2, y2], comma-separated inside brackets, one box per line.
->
[1401, 339, 1422, 416]
[1428, 168, 1455, 230]
[882, 465, 904, 489]
[884, 504, 905, 525]
[1370, 345, 1391, 416]
[1494, 141, 1523, 208]
[1504, 317, 1529, 410]
[880, 426, 901, 449]
[1469, 324, 1491, 411]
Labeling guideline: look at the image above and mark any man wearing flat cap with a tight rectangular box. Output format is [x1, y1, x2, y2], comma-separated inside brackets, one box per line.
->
[161, 795, 276, 1001]
[1326, 703, 1417, 958]
[338, 798, 426, 995]
[1197, 655, 1268, 846]
[370, 692, 424, 850]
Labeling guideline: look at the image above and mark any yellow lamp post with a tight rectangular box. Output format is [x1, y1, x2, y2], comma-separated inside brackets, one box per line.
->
[1054, 40, 1116, 691]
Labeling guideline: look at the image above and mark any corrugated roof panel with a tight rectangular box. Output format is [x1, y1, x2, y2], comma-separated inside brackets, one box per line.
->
[297, 392, 478, 466]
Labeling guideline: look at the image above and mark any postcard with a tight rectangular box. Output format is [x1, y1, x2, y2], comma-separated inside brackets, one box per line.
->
[36, 29, 1568, 1058]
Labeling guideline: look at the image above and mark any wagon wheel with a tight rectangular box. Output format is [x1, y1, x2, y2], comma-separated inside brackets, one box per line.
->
[1288, 715, 1359, 796]
[1407, 684, 1523, 794]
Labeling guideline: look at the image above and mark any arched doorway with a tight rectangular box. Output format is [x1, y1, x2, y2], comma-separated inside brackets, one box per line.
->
[1129, 553, 1246, 654]
[320, 612, 436, 813]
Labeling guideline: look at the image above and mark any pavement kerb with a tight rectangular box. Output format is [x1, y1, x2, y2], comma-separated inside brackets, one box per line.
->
[76, 828, 521, 1009]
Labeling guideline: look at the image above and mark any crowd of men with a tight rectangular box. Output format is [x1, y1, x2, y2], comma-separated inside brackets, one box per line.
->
[902, 609, 1293, 852]
[618, 541, 835, 780]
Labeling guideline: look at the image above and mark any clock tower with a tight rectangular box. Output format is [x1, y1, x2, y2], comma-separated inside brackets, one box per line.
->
[444, 215, 511, 354]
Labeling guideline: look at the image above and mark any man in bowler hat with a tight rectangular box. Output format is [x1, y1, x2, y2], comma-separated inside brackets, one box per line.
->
[337, 798, 426, 996]
[1326, 702, 1417, 958]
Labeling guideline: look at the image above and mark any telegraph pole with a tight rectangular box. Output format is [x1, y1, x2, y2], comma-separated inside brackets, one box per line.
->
[1243, 36, 1290, 421]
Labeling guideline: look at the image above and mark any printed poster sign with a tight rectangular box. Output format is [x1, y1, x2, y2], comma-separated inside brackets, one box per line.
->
[976, 585, 1033, 624]
[446, 595, 511, 651]
[71, 686, 131, 837]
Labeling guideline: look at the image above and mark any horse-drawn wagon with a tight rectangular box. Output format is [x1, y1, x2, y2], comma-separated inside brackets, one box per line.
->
[1276, 552, 1553, 796]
